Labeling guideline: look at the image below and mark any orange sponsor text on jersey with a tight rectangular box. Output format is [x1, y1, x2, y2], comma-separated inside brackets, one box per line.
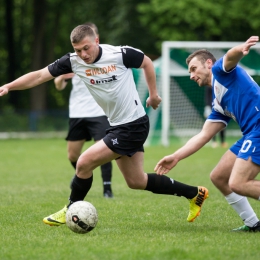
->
[85, 65, 116, 76]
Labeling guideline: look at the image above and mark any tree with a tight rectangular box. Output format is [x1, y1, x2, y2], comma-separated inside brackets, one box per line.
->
[3, 0, 259, 113]
[29, 0, 48, 111]
[4, 0, 18, 107]
[137, 0, 260, 51]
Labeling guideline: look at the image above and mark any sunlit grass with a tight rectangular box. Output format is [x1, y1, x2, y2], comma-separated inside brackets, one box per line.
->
[0, 138, 259, 260]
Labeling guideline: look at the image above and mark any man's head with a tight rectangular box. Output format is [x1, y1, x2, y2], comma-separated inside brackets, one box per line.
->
[70, 24, 99, 64]
[70, 24, 96, 44]
[186, 50, 216, 87]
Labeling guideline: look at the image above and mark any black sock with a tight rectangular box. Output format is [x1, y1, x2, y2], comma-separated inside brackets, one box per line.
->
[69, 175, 93, 206]
[70, 161, 77, 170]
[145, 173, 198, 199]
[103, 182, 112, 194]
[101, 162, 112, 192]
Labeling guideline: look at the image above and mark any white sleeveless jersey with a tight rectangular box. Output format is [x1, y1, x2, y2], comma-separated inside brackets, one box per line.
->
[48, 44, 146, 126]
[69, 75, 105, 118]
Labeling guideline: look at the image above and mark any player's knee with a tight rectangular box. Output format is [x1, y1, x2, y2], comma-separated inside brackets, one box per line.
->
[228, 179, 242, 194]
[77, 157, 88, 171]
[210, 170, 229, 187]
[68, 151, 80, 162]
[210, 170, 221, 185]
[210, 171, 216, 184]
[125, 179, 143, 189]
[76, 156, 97, 173]
[68, 154, 78, 162]
[127, 184, 141, 189]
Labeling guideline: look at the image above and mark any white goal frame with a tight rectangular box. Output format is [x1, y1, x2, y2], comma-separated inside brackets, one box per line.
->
[161, 41, 260, 146]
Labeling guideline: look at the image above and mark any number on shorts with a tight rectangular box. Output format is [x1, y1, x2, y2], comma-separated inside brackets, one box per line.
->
[240, 140, 252, 153]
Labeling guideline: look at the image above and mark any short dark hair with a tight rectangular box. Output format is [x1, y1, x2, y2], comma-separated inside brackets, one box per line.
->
[70, 24, 96, 44]
[186, 49, 216, 65]
[84, 22, 99, 36]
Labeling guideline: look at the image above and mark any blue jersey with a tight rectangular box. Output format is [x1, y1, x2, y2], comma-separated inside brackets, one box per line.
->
[208, 56, 260, 135]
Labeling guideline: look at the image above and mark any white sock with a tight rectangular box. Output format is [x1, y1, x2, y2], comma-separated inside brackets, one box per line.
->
[225, 192, 259, 227]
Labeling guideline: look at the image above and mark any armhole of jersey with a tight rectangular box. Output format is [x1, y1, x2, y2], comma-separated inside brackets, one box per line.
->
[222, 55, 236, 73]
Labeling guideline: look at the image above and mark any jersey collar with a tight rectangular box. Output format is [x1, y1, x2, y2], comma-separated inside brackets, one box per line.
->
[93, 46, 102, 63]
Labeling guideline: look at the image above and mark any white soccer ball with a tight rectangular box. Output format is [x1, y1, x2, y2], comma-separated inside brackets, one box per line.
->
[66, 201, 98, 234]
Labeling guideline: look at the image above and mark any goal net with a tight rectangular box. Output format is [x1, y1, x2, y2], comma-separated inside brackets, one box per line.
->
[134, 41, 260, 146]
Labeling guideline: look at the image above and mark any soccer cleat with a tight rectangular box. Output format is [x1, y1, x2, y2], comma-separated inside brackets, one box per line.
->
[232, 221, 260, 232]
[187, 186, 209, 222]
[43, 205, 67, 226]
[103, 190, 113, 198]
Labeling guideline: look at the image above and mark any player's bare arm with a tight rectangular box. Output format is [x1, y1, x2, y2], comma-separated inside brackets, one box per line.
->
[0, 67, 54, 97]
[224, 36, 259, 71]
[140, 55, 162, 109]
[54, 73, 75, 91]
[154, 121, 225, 175]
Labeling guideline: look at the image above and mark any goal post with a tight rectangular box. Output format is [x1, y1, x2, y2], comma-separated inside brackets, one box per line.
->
[161, 41, 260, 146]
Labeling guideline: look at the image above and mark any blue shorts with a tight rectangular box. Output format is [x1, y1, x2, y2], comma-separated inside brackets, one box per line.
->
[230, 123, 260, 166]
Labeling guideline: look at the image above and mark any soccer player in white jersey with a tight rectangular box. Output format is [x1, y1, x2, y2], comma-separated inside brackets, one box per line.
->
[0, 24, 208, 226]
[155, 36, 260, 232]
[54, 23, 113, 198]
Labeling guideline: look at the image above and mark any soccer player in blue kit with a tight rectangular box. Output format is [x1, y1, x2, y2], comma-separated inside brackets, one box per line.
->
[155, 36, 260, 232]
[0, 24, 208, 227]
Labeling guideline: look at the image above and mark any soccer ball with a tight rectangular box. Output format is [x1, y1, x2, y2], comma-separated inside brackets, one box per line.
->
[66, 201, 98, 234]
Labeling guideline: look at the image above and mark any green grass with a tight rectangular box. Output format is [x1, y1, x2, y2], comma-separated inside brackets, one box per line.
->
[0, 138, 259, 260]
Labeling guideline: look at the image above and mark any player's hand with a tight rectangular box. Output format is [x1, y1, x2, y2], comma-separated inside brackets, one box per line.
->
[146, 95, 162, 109]
[154, 155, 178, 175]
[0, 86, 9, 96]
[242, 36, 259, 55]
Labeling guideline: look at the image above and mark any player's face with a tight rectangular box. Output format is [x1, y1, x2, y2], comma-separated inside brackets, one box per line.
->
[188, 57, 212, 87]
[72, 36, 99, 64]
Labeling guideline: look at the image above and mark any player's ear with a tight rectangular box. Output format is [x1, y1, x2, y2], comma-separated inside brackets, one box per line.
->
[206, 59, 213, 69]
[95, 37, 99, 44]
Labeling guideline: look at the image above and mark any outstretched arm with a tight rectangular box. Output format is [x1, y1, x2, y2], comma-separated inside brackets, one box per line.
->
[224, 36, 259, 71]
[154, 121, 225, 175]
[139, 55, 162, 109]
[0, 67, 54, 96]
[54, 73, 74, 91]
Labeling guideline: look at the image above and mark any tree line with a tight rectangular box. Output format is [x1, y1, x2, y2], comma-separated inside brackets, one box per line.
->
[0, 0, 259, 112]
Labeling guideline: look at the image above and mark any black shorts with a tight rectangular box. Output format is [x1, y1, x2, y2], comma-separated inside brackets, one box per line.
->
[103, 114, 149, 157]
[66, 116, 110, 141]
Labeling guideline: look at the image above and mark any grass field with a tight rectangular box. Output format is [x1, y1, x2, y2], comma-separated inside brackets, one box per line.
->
[0, 138, 259, 260]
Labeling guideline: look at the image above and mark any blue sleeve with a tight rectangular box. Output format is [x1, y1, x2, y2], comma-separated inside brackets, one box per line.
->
[212, 56, 236, 78]
[207, 109, 231, 125]
[212, 57, 226, 75]
[48, 53, 73, 77]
